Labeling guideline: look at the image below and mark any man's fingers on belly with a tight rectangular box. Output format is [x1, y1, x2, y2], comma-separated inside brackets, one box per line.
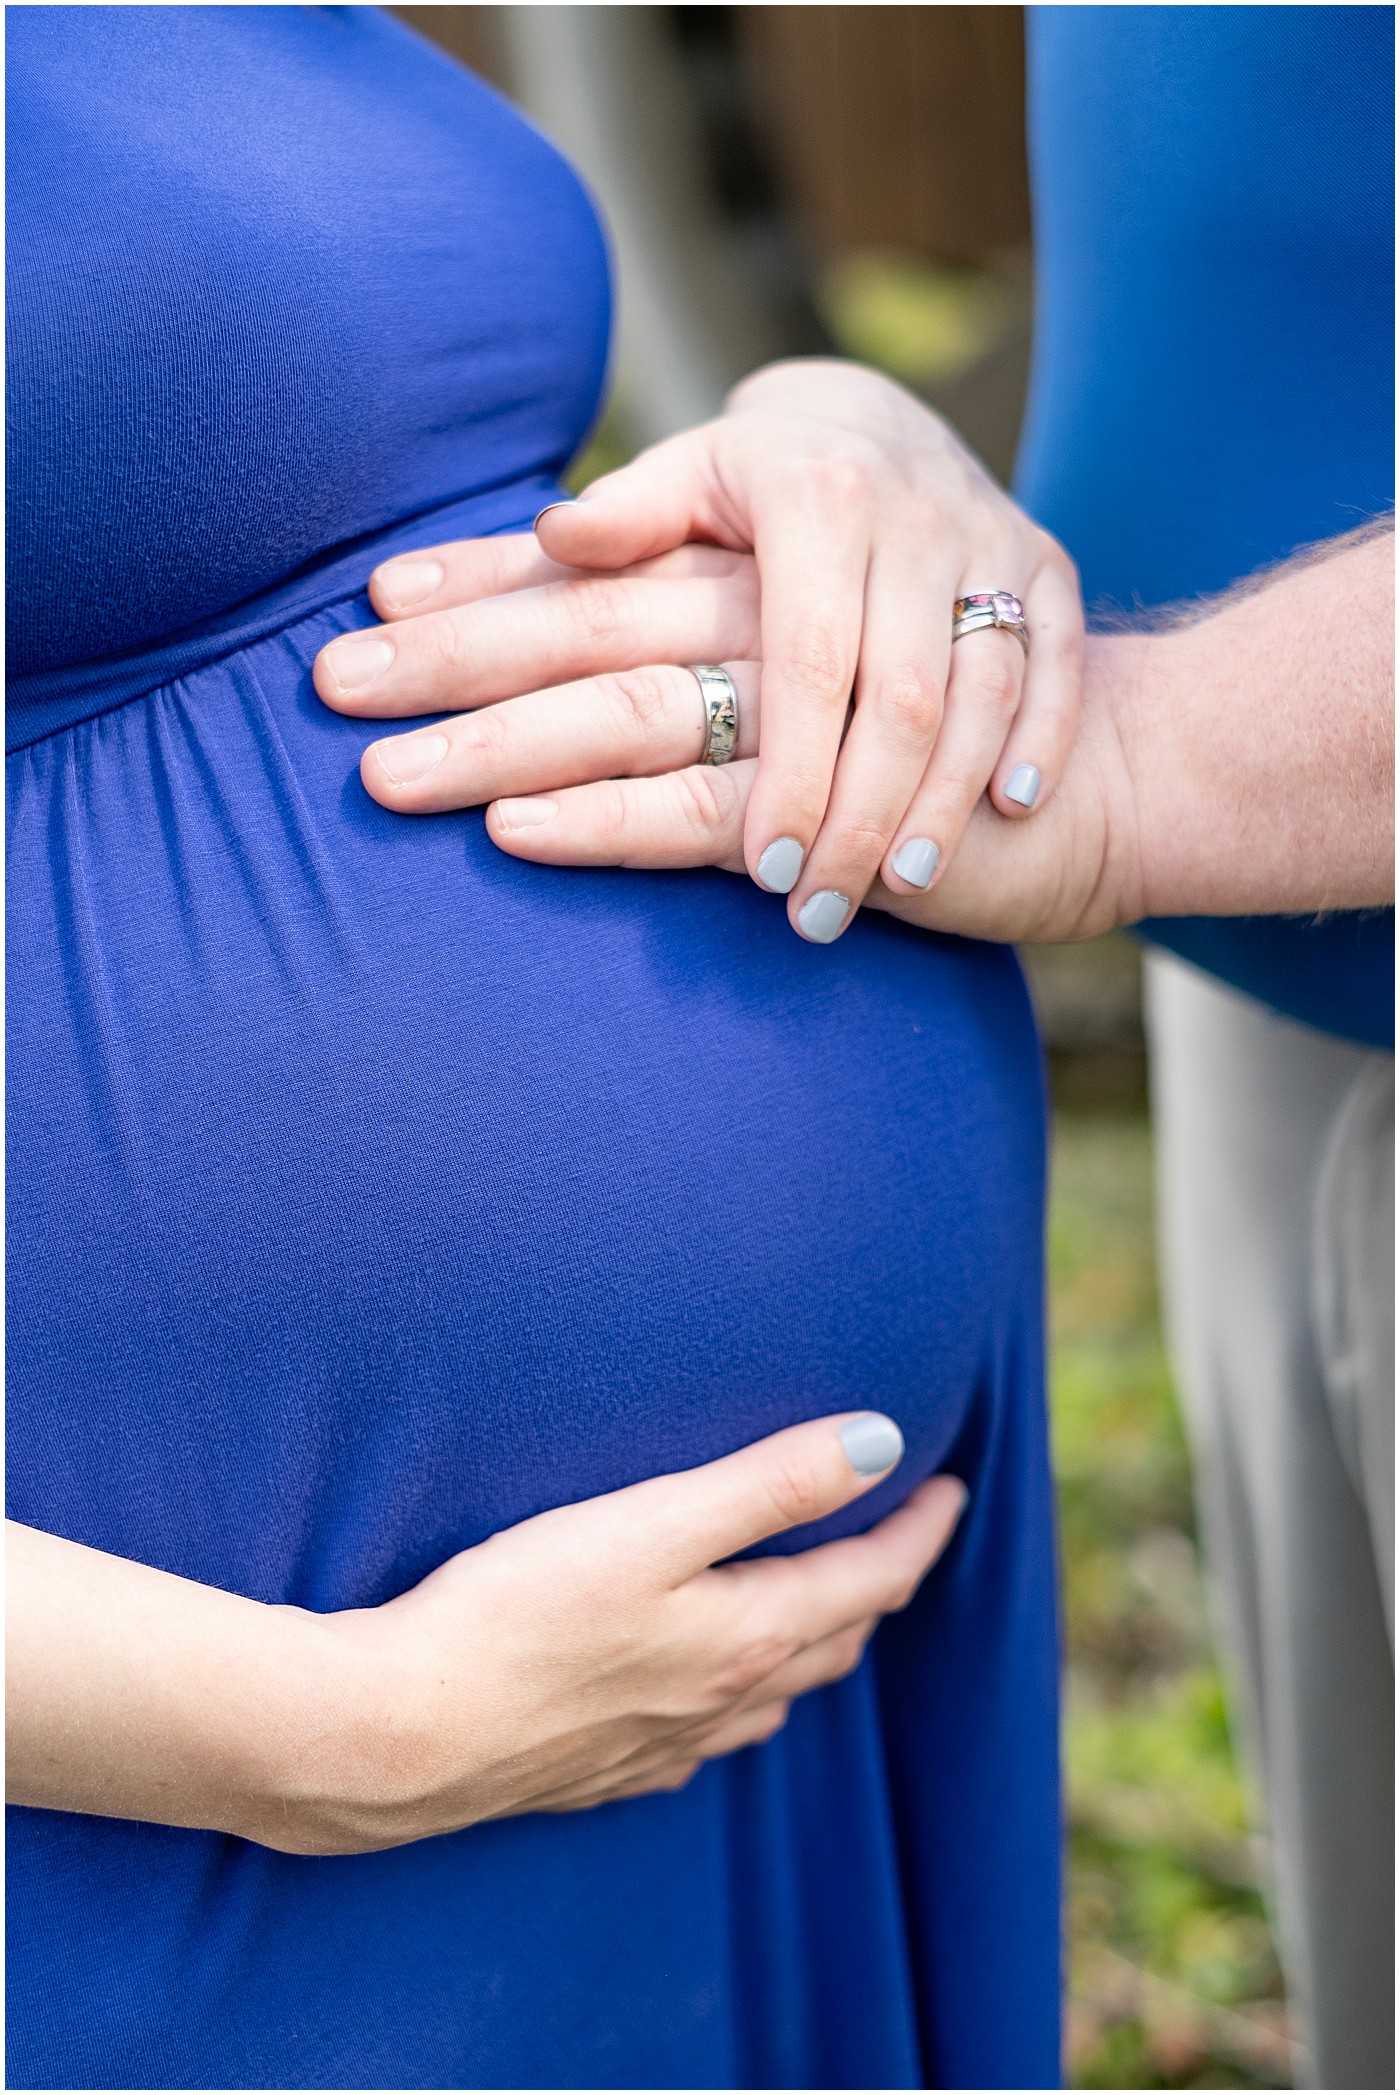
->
[369, 531, 749, 624]
[486, 758, 756, 872]
[369, 532, 563, 621]
[361, 665, 761, 813]
[315, 569, 761, 719]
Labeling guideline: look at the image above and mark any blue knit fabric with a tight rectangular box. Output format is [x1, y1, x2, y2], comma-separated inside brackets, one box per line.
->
[6, 10, 1061, 2088]
[1019, 4, 1394, 1049]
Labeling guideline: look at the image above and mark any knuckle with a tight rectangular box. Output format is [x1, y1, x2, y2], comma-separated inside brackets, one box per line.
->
[763, 758, 834, 829]
[806, 450, 876, 508]
[456, 704, 510, 764]
[593, 778, 633, 847]
[782, 442, 877, 506]
[426, 610, 471, 678]
[712, 1629, 791, 1701]
[870, 665, 942, 743]
[671, 766, 736, 844]
[1025, 694, 1077, 748]
[780, 625, 855, 704]
[962, 648, 1022, 711]
[560, 575, 631, 646]
[759, 1449, 829, 1532]
[984, 522, 1029, 572]
[1033, 626, 1085, 679]
[600, 666, 676, 739]
[918, 766, 982, 825]
[825, 814, 897, 869]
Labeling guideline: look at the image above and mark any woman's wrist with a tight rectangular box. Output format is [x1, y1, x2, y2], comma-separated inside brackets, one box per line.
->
[215, 1602, 405, 1854]
[270, 1602, 479, 1856]
[4, 1522, 433, 1857]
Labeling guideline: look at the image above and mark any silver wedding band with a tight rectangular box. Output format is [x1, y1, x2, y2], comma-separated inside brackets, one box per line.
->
[689, 664, 739, 765]
[952, 591, 1030, 656]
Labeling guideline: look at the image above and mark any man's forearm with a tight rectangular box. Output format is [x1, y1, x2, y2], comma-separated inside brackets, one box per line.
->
[1115, 524, 1393, 919]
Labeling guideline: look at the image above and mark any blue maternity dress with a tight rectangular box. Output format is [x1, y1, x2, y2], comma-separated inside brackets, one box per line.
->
[6, 11, 1060, 2089]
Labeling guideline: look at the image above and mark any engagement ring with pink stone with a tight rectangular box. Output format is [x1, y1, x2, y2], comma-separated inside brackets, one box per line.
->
[951, 592, 1030, 654]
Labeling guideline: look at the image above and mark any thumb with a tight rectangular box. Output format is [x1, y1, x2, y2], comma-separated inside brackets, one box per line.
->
[536, 424, 741, 571]
[619, 1412, 908, 1585]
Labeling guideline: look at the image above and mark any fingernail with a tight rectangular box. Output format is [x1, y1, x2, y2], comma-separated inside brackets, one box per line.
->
[797, 890, 850, 944]
[756, 837, 804, 894]
[839, 1413, 905, 1478]
[373, 732, 448, 785]
[891, 837, 940, 889]
[533, 499, 575, 530]
[374, 558, 443, 611]
[326, 635, 395, 692]
[1004, 763, 1041, 809]
[495, 796, 559, 829]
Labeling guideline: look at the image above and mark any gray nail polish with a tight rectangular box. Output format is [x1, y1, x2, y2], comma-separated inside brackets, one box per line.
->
[756, 837, 805, 894]
[839, 1413, 905, 1478]
[1004, 763, 1042, 809]
[797, 890, 850, 944]
[891, 837, 940, 889]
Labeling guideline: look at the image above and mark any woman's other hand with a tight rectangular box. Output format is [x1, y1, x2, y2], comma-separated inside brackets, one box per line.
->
[318, 359, 1083, 940]
[7, 1419, 966, 1854]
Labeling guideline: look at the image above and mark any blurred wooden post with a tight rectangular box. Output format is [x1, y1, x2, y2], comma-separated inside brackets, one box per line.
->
[391, 7, 1033, 468]
[737, 6, 1030, 266]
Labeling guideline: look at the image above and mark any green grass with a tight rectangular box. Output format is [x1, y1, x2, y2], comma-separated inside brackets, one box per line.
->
[1050, 1115, 1291, 2089]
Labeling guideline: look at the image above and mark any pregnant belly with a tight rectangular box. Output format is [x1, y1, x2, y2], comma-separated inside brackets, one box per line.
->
[6, 606, 1046, 1611]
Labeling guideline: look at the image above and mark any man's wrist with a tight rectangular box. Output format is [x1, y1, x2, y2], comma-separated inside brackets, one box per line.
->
[1089, 533, 1394, 919]
[1080, 629, 1157, 931]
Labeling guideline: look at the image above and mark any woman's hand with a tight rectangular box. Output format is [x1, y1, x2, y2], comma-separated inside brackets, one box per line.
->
[313, 358, 1083, 941]
[7, 1416, 967, 1855]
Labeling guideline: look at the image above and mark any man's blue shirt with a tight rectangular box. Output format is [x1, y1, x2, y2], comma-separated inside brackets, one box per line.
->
[1017, 4, 1393, 1050]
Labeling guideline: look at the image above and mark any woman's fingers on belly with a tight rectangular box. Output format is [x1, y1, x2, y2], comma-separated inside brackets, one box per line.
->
[725, 1617, 878, 1709]
[532, 1699, 795, 1815]
[314, 563, 761, 720]
[505, 1613, 881, 1820]
[487, 757, 756, 873]
[719, 1472, 970, 1654]
[360, 663, 760, 813]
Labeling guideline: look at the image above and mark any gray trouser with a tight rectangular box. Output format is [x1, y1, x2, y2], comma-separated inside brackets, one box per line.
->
[1145, 952, 1394, 2090]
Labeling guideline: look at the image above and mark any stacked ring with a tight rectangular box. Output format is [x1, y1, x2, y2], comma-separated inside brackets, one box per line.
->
[952, 591, 1030, 655]
[689, 664, 739, 765]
